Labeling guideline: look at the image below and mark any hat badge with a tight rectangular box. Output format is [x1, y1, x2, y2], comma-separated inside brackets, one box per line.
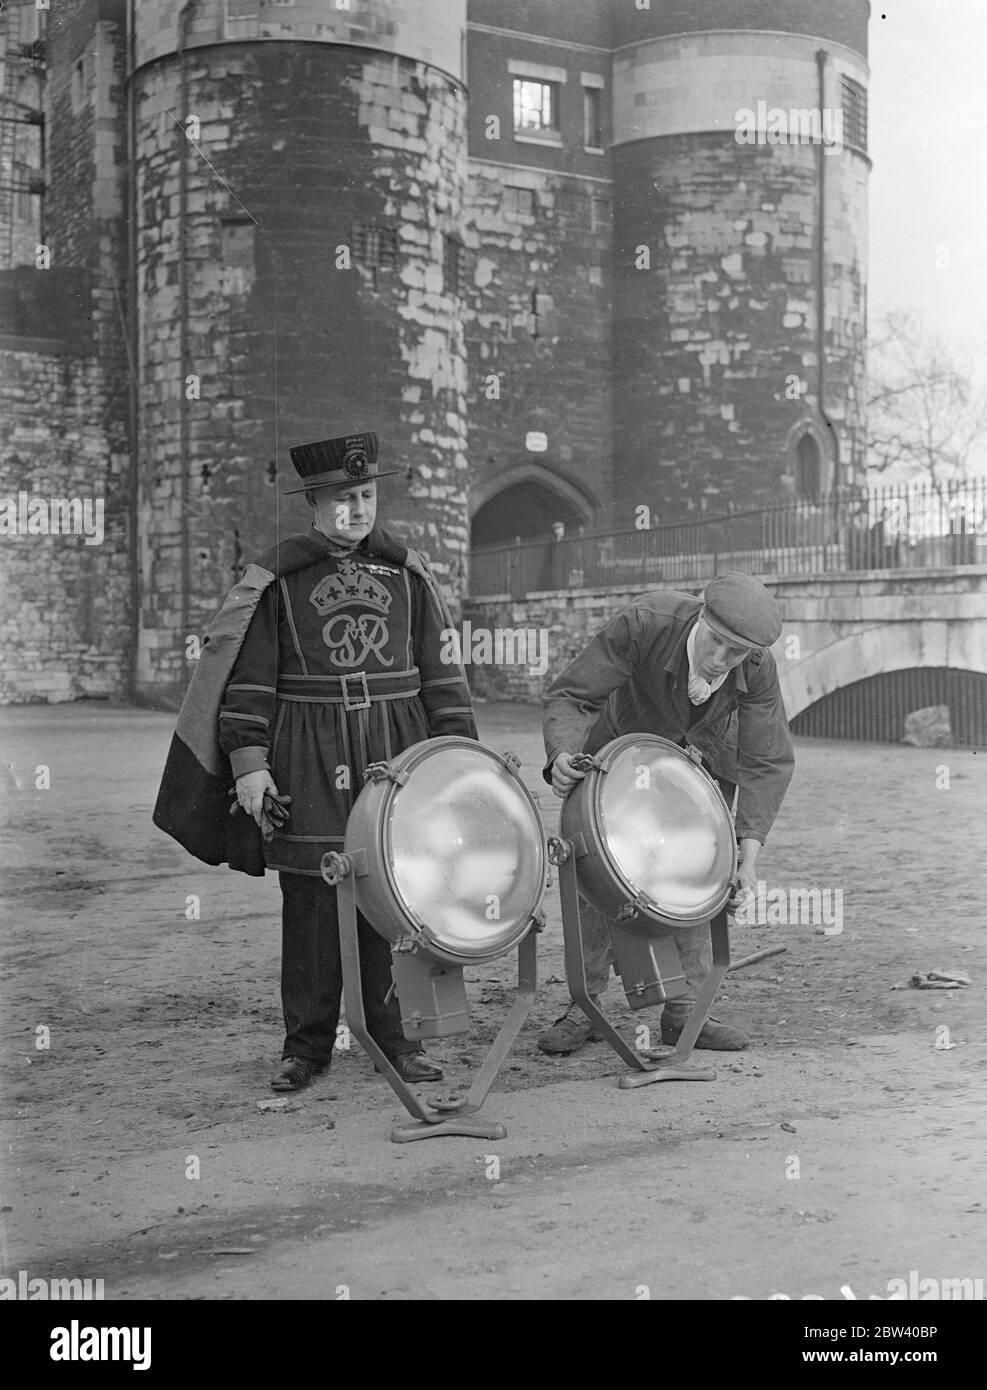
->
[342, 441, 370, 478]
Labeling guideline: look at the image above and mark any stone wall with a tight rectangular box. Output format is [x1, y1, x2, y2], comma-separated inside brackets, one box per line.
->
[609, 17, 870, 518]
[465, 161, 614, 534]
[0, 346, 132, 702]
[0, 1, 132, 704]
[132, 40, 470, 702]
[462, 569, 987, 720]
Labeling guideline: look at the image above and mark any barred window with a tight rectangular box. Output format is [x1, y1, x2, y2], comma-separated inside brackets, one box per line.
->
[513, 79, 560, 135]
[504, 186, 535, 220]
[351, 222, 399, 270]
[839, 75, 867, 151]
[443, 234, 466, 297]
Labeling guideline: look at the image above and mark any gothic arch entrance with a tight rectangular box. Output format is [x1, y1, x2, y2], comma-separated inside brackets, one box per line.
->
[470, 466, 597, 547]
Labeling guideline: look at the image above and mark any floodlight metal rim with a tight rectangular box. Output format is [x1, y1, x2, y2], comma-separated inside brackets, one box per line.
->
[344, 735, 548, 965]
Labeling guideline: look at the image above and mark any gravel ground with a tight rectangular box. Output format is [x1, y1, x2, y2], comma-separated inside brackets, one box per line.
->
[1, 699, 985, 1301]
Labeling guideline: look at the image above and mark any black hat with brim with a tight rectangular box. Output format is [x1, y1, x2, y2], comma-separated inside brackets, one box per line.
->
[283, 430, 403, 493]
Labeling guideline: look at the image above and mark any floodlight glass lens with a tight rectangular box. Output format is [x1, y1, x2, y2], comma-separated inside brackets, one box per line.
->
[387, 747, 544, 956]
[598, 743, 735, 918]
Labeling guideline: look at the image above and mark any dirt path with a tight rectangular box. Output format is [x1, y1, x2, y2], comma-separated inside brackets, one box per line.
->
[1, 702, 985, 1299]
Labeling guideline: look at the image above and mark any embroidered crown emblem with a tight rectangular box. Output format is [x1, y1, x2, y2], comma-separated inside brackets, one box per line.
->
[309, 560, 392, 617]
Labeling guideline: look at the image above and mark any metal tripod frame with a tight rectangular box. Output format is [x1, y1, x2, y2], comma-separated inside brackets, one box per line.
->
[551, 839, 730, 1089]
[328, 854, 538, 1142]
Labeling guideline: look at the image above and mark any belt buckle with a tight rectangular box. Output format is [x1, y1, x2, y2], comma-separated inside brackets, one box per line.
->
[341, 671, 371, 711]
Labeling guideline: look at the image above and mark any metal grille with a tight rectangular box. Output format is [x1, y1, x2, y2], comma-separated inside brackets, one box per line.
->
[839, 75, 867, 151]
[443, 234, 465, 297]
[468, 479, 987, 598]
[790, 668, 987, 747]
[351, 222, 399, 270]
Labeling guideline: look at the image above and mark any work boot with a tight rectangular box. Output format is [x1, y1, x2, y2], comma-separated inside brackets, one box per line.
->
[537, 1000, 603, 1055]
[271, 1056, 327, 1091]
[660, 1011, 748, 1051]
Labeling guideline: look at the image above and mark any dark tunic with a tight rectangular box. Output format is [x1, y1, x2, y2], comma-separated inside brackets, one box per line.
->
[219, 529, 476, 874]
[542, 589, 795, 843]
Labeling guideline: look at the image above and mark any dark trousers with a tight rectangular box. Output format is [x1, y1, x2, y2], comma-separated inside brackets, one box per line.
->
[279, 872, 416, 1065]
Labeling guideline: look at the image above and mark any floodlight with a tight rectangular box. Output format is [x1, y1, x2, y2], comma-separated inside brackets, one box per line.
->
[322, 737, 547, 1141]
[548, 734, 737, 1088]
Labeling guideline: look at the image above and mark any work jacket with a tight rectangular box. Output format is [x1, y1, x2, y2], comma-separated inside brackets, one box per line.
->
[542, 590, 795, 843]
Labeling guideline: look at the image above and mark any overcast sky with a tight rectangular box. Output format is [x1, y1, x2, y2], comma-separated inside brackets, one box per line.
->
[868, 0, 987, 360]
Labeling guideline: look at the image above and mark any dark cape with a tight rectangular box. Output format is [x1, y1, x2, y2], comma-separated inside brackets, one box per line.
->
[152, 525, 450, 876]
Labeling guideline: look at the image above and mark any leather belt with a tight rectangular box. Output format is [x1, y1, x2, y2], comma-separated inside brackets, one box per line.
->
[276, 669, 421, 711]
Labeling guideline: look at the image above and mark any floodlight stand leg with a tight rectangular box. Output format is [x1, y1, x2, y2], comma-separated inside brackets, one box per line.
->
[556, 852, 717, 1089]
[619, 908, 730, 1088]
[465, 927, 537, 1110]
[335, 870, 436, 1126]
[392, 929, 538, 1143]
[333, 865, 535, 1142]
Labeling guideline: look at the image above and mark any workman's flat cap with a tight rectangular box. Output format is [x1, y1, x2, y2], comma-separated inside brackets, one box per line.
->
[702, 570, 782, 647]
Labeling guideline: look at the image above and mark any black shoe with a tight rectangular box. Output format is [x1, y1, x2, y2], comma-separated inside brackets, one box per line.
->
[660, 1013, 748, 1051]
[376, 1050, 444, 1083]
[270, 1056, 326, 1092]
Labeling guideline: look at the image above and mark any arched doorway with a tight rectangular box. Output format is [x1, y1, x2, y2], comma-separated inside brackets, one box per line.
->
[469, 465, 599, 595]
[785, 418, 836, 501]
[795, 432, 822, 502]
[471, 477, 590, 547]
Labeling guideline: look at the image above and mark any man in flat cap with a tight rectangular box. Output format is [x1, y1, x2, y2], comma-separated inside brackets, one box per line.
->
[538, 571, 794, 1055]
[155, 431, 477, 1093]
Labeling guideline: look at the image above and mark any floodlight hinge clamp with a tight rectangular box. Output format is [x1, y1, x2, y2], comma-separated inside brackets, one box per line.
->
[685, 743, 703, 765]
[394, 927, 429, 954]
[571, 753, 605, 774]
[364, 761, 410, 786]
[529, 908, 546, 934]
[547, 835, 571, 865]
[320, 848, 369, 884]
[320, 851, 351, 885]
[614, 898, 646, 923]
[501, 750, 523, 779]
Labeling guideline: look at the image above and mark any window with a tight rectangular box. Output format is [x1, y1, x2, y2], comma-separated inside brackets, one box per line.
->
[443, 234, 465, 297]
[795, 432, 822, 502]
[590, 195, 612, 234]
[513, 79, 559, 135]
[504, 186, 535, 220]
[70, 56, 86, 113]
[583, 87, 603, 149]
[839, 75, 867, 151]
[351, 222, 399, 269]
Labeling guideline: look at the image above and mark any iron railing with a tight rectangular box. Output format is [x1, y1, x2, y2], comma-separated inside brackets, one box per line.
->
[468, 479, 987, 599]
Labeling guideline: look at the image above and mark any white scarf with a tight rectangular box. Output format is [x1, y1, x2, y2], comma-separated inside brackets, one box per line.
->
[686, 621, 729, 705]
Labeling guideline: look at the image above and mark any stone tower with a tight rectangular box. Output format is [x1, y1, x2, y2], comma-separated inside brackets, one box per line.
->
[130, 0, 470, 700]
[609, 0, 870, 520]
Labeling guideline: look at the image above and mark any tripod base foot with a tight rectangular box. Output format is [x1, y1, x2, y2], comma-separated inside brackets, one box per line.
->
[618, 1065, 716, 1089]
[390, 1118, 508, 1143]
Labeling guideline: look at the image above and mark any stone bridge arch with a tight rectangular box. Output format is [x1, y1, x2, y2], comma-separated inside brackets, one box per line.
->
[780, 619, 987, 722]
